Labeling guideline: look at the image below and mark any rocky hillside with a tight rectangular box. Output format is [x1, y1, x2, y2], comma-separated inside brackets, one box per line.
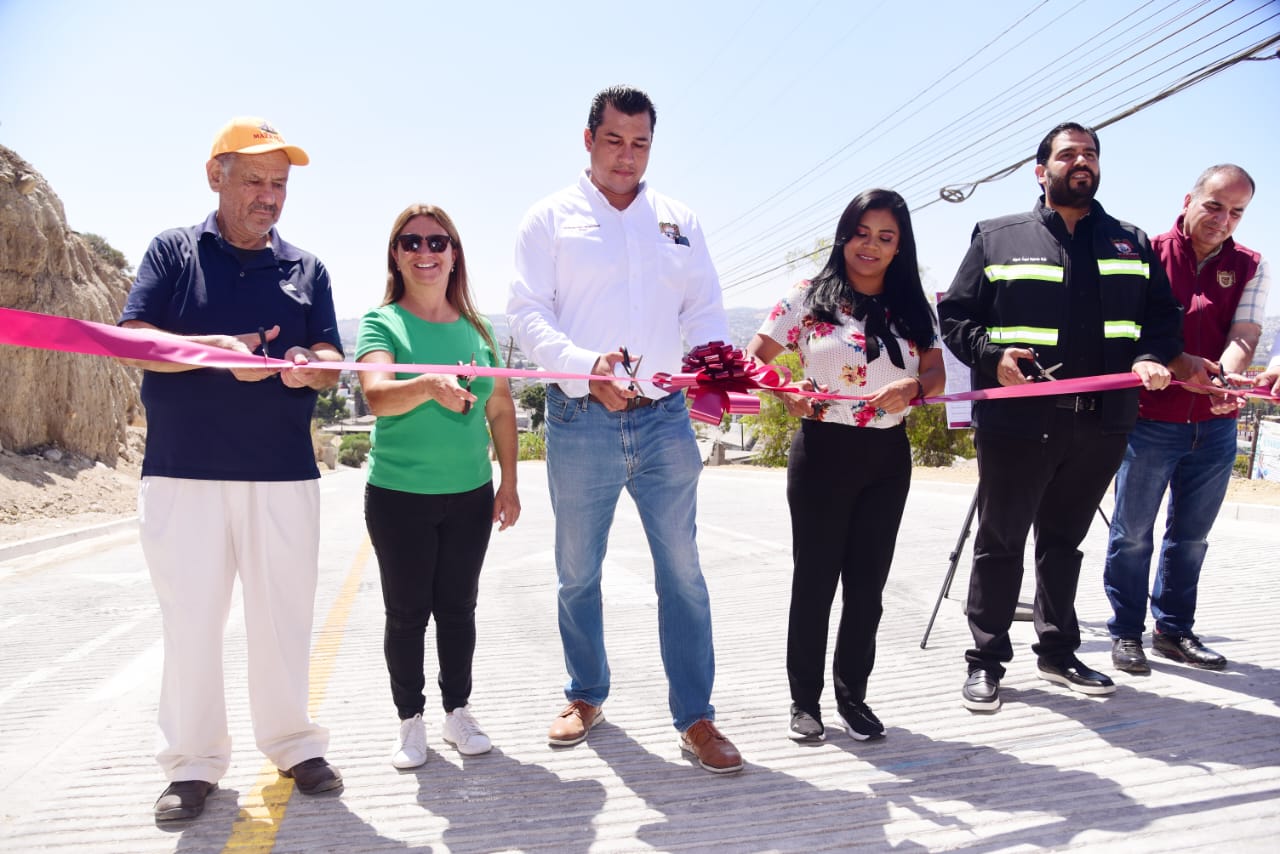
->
[0, 145, 141, 463]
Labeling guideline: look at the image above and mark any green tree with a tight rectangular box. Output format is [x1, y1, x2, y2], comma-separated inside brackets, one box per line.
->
[338, 434, 370, 467]
[517, 382, 547, 432]
[348, 375, 369, 417]
[314, 386, 349, 425]
[81, 232, 130, 271]
[518, 431, 546, 461]
[741, 351, 803, 467]
[905, 403, 974, 466]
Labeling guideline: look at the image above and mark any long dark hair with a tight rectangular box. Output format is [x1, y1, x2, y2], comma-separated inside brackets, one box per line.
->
[806, 189, 936, 349]
[383, 203, 496, 353]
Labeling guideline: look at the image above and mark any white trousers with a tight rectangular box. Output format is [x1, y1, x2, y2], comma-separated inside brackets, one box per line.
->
[139, 477, 330, 783]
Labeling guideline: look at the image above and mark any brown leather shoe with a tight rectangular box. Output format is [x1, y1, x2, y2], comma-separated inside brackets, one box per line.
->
[548, 700, 604, 746]
[680, 719, 743, 774]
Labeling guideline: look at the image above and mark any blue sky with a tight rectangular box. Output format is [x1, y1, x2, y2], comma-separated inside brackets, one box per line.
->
[2, 0, 1277, 323]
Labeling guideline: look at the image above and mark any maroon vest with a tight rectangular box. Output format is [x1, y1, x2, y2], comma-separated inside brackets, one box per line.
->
[1140, 217, 1261, 423]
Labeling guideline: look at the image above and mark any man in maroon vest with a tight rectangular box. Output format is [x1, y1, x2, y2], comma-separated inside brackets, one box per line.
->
[1104, 164, 1269, 673]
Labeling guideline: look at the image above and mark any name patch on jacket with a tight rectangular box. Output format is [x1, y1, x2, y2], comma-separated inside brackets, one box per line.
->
[1111, 239, 1138, 258]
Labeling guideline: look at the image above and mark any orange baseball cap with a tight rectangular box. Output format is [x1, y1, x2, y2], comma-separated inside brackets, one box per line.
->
[209, 117, 309, 165]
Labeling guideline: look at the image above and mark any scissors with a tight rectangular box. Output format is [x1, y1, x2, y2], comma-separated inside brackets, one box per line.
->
[620, 346, 643, 393]
[1212, 364, 1240, 391]
[457, 352, 476, 414]
[257, 326, 270, 365]
[1029, 349, 1062, 382]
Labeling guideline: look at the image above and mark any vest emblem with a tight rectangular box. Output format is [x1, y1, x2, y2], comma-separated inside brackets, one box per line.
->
[1217, 270, 1236, 288]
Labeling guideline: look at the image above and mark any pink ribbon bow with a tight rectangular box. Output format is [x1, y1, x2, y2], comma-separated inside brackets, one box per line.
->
[652, 341, 792, 425]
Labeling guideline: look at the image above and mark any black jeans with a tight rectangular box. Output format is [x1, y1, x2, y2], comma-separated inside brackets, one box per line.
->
[786, 420, 911, 714]
[967, 410, 1128, 677]
[364, 481, 494, 719]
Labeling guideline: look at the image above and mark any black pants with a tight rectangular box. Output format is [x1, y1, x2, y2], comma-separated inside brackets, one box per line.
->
[967, 411, 1127, 677]
[786, 420, 911, 715]
[365, 481, 494, 719]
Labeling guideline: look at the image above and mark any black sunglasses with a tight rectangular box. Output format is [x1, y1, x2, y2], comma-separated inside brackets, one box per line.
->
[396, 233, 453, 254]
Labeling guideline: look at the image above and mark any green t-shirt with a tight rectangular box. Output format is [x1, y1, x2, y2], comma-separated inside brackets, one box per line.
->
[356, 303, 498, 495]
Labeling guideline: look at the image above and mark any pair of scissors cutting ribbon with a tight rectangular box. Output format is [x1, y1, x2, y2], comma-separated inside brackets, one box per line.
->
[620, 346, 643, 394]
[1029, 349, 1062, 382]
[457, 352, 476, 414]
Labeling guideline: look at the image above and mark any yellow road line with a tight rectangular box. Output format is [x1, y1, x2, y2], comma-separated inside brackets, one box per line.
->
[221, 537, 371, 853]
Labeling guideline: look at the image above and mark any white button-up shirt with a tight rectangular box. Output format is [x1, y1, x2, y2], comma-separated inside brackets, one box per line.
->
[508, 170, 729, 398]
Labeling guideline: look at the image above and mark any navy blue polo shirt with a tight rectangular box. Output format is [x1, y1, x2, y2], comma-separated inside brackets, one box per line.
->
[120, 212, 343, 481]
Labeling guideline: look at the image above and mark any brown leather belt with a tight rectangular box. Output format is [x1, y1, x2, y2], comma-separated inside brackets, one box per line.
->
[588, 392, 657, 410]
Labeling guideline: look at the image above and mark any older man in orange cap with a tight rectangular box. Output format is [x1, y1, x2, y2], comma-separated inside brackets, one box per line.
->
[120, 117, 344, 822]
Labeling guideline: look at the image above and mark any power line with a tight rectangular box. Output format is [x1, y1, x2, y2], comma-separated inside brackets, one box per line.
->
[714, 2, 1278, 293]
[930, 30, 1280, 209]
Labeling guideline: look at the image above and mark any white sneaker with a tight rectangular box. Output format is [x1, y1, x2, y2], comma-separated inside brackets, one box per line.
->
[392, 713, 428, 769]
[442, 706, 492, 755]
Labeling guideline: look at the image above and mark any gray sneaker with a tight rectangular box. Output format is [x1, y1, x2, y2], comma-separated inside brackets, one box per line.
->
[787, 704, 825, 742]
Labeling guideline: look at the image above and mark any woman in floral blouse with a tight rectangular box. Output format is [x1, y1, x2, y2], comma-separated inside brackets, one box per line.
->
[747, 188, 945, 744]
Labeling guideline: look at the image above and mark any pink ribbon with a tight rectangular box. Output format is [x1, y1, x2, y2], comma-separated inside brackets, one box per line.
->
[0, 307, 599, 382]
[3, 308, 1275, 416]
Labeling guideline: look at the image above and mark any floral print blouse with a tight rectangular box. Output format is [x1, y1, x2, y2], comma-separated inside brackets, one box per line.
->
[758, 280, 933, 429]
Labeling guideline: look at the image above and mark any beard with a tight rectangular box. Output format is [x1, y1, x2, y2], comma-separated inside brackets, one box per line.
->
[1044, 166, 1099, 208]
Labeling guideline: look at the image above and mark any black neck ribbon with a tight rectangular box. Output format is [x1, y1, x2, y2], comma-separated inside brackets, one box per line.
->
[850, 292, 904, 369]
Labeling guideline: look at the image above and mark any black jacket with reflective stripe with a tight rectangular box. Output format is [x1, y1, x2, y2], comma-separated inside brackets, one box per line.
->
[939, 198, 1183, 438]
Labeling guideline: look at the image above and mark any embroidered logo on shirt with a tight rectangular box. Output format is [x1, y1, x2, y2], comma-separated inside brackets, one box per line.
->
[659, 221, 690, 246]
[1110, 239, 1137, 257]
[1217, 270, 1236, 288]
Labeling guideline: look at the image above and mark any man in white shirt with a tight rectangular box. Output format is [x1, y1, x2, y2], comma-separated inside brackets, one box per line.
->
[508, 85, 742, 773]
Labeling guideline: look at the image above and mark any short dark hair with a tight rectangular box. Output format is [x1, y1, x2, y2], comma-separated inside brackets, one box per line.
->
[1191, 163, 1255, 198]
[1035, 122, 1100, 166]
[806, 188, 936, 349]
[587, 86, 657, 137]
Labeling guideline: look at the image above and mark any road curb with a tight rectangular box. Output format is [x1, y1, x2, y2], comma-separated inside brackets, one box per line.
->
[0, 516, 138, 562]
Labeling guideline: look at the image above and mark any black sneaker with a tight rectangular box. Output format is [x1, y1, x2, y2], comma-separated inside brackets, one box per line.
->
[1037, 657, 1115, 695]
[962, 669, 1001, 711]
[837, 701, 885, 741]
[1152, 631, 1227, 670]
[787, 704, 825, 742]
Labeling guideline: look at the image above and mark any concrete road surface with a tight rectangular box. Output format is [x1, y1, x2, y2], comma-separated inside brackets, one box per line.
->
[1, 463, 1277, 853]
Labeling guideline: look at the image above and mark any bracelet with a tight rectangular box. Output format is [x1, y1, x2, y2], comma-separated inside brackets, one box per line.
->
[912, 377, 925, 401]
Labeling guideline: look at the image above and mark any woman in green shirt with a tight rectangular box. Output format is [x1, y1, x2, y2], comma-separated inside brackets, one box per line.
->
[357, 204, 520, 769]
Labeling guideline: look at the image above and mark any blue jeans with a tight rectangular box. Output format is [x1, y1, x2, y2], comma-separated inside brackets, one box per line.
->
[1104, 417, 1238, 639]
[545, 385, 715, 731]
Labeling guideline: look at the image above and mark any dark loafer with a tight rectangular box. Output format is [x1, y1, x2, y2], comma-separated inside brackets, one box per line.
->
[1111, 637, 1150, 674]
[1153, 632, 1227, 670]
[154, 780, 216, 821]
[1038, 657, 1115, 695]
[962, 669, 1001, 711]
[280, 757, 343, 794]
